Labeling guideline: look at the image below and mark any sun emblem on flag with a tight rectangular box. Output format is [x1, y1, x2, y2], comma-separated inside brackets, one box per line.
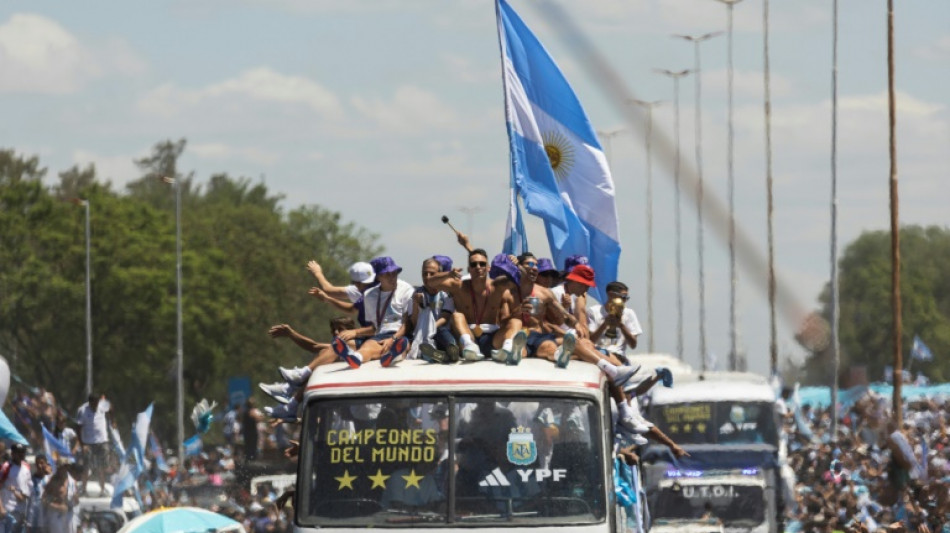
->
[542, 130, 575, 182]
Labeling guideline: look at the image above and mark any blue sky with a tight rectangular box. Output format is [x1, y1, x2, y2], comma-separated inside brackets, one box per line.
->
[2, 0, 947, 377]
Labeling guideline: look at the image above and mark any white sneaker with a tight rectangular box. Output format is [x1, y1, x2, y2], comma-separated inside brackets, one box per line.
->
[265, 398, 299, 421]
[612, 364, 643, 389]
[505, 330, 527, 366]
[555, 330, 576, 368]
[462, 345, 484, 362]
[617, 414, 651, 434]
[491, 349, 506, 363]
[259, 382, 294, 404]
[279, 366, 312, 386]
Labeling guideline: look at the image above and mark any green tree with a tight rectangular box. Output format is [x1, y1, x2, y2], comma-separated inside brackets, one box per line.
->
[800, 226, 950, 385]
[0, 142, 383, 440]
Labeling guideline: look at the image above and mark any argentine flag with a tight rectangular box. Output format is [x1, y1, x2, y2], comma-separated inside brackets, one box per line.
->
[496, 0, 621, 302]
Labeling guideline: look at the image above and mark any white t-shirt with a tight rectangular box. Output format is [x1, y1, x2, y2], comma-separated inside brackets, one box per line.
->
[76, 401, 110, 445]
[549, 285, 576, 330]
[588, 305, 642, 356]
[0, 460, 32, 513]
[343, 284, 363, 304]
[362, 279, 414, 334]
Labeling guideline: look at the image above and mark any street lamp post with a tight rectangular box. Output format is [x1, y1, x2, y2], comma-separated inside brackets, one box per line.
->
[596, 128, 626, 168]
[73, 198, 93, 395]
[716, 0, 744, 370]
[162, 176, 185, 461]
[630, 99, 662, 354]
[674, 32, 721, 371]
[655, 68, 693, 361]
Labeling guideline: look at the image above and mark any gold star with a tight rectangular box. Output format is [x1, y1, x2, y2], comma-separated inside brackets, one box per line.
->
[368, 469, 390, 489]
[335, 470, 357, 490]
[402, 469, 424, 489]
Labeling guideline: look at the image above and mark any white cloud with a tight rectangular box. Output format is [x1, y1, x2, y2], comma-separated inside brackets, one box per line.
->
[914, 34, 950, 61]
[350, 85, 461, 134]
[0, 13, 100, 94]
[71, 149, 140, 188]
[190, 142, 280, 165]
[137, 67, 343, 120]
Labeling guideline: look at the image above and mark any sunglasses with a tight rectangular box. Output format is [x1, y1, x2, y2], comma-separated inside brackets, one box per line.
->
[609, 293, 630, 301]
[469, 261, 487, 268]
[522, 261, 538, 268]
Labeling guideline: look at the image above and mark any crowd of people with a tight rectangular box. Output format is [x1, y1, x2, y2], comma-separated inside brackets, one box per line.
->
[784, 393, 950, 532]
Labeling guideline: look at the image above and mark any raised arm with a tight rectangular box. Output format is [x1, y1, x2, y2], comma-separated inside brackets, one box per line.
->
[309, 287, 357, 314]
[307, 260, 352, 300]
[268, 324, 324, 353]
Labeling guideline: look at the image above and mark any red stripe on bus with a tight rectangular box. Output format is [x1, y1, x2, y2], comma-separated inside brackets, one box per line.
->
[306, 379, 601, 391]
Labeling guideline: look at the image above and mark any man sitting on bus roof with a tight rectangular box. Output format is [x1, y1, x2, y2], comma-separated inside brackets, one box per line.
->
[331, 256, 413, 368]
[428, 248, 523, 363]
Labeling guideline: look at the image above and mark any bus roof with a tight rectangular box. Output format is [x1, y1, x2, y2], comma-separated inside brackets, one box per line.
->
[650, 376, 776, 404]
[304, 358, 606, 398]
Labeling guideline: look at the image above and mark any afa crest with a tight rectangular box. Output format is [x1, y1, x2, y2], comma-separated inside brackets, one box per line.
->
[506, 426, 537, 466]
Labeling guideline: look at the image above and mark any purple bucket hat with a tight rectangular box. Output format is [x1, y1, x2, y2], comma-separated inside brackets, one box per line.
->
[489, 253, 521, 286]
[370, 256, 403, 275]
[431, 254, 453, 272]
[563, 254, 589, 274]
[536, 258, 558, 276]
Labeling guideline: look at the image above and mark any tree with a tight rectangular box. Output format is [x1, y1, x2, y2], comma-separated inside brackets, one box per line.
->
[800, 226, 950, 385]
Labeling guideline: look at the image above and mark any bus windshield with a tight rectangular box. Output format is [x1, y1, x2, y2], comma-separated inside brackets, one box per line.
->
[297, 395, 605, 527]
[650, 401, 778, 446]
[652, 482, 765, 528]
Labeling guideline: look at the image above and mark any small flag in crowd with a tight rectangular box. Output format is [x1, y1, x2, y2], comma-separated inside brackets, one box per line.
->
[183, 434, 203, 457]
[191, 398, 217, 435]
[149, 431, 169, 472]
[912, 335, 934, 362]
[42, 424, 73, 465]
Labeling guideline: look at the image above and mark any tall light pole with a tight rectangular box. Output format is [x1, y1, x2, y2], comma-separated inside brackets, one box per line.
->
[596, 128, 626, 168]
[886, 0, 902, 427]
[73, 198, 93, 395]
[829, 0, 841, 440]
[655, 68, 692, 361]
[762, 0, 778, 380]
[162, 176, 185, 461]
[674, 31, 721, 371]
[716, 0, 744, 370]
[631, 99, 662, 353]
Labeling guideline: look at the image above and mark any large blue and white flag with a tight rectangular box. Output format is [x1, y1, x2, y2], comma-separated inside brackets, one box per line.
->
[912, 335, 934, 362]
[496, 0, 621, 302]
[503, 184, 528, 256]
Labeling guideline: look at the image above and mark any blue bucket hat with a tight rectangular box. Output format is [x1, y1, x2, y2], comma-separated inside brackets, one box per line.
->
[563, 254, 589, 274]
[431, 255, 453, 272]
[370, 256, 402, 275]
[489, 253, 521, 286]
[536, 258, 558, 276]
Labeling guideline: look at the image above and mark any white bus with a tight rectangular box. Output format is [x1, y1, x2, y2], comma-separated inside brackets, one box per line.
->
[294, 358, 620, 531]
[641, 373, 786, 533]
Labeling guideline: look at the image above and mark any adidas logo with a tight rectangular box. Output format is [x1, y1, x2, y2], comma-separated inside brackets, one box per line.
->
[478, 468, 511, 487]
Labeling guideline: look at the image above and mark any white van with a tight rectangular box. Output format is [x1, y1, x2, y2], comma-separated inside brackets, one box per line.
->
[294, 358, 617, 531]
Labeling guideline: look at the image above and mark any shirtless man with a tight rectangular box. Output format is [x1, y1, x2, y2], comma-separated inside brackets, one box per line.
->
[500, 252, 580, 367]
[429, 248, 522, 362]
